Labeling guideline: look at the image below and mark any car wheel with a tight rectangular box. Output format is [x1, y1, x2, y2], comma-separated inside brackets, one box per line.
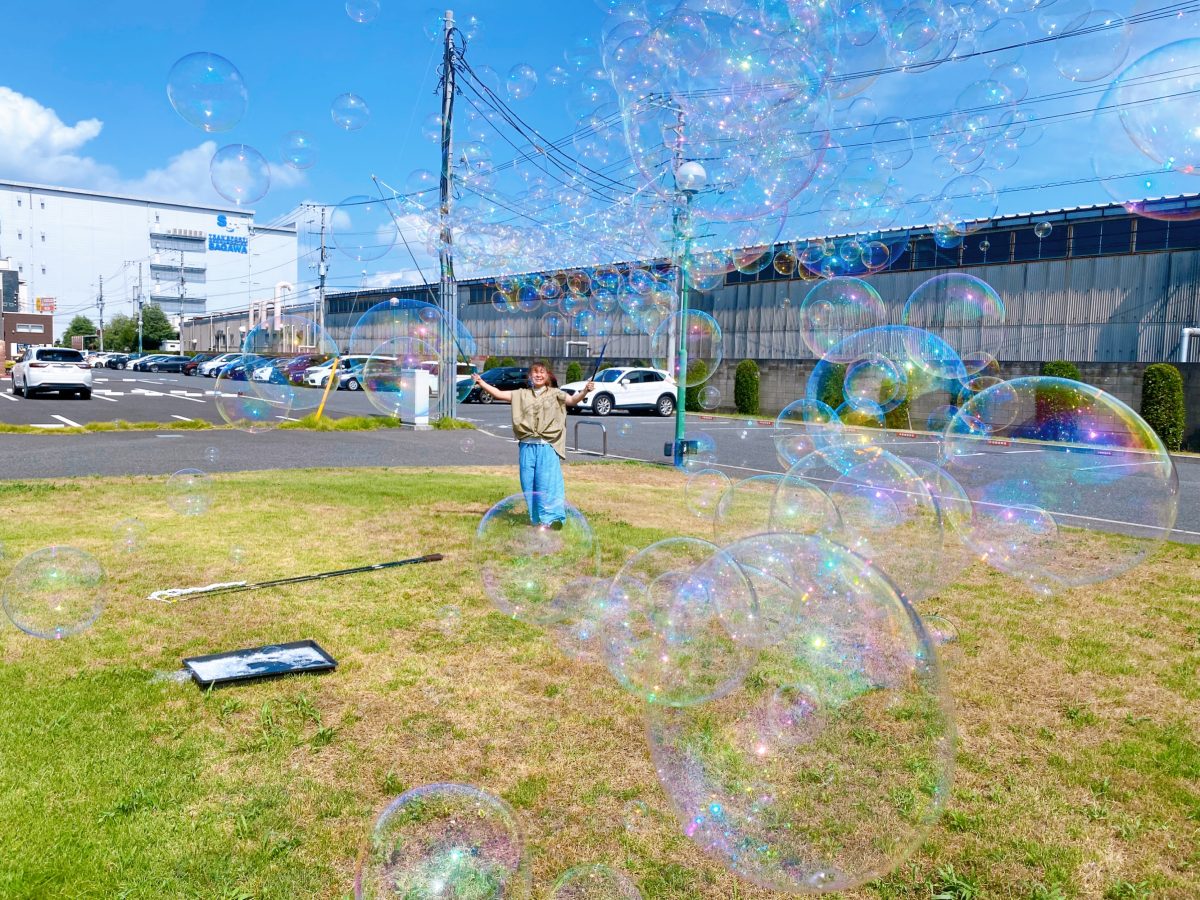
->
[150, 365, 159, 372]
[346, 377, 360, 391]
[12, 377, 23, 397]
[656, 394, 676, 417]
[479, 392, 494, 404]
[79, 389, 92, 400]
[592, 393, 614, 416]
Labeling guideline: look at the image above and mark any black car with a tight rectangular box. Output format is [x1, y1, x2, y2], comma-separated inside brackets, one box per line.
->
[462, 366, 528, 403]
[139, 355, 192, 373]
[105, 354, 131, 369]
[182, 353, 217, 376]
[215, 356, 265, 382]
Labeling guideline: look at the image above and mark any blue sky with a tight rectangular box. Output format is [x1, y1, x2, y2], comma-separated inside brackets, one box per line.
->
[2, 0, 1198, 304]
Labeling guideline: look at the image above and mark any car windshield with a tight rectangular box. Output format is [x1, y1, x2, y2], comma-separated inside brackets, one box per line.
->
[38, 350, 84, 363]
[594, 368, 623, 382]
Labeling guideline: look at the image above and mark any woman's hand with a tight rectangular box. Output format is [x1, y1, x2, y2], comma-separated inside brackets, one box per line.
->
[583, 380, 595, 395]
[472, 372, 484, 385]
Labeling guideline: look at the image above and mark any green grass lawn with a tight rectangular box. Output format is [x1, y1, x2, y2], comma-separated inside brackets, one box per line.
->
[0, 465, 1197, 899]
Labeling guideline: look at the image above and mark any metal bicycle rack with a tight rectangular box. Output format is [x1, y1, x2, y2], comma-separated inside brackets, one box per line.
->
[572, 420, 608, 456]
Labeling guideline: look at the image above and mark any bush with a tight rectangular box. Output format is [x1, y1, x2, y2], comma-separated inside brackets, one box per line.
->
[734, 359, 760, 415]
[1040, 360, 1081, 380]
[630, 358, 648, 367]
[499, 357, 517, 368]
[883, 382, 912, 430]
[685, 360, 709, 412]
[1141, 363, 1186, 451]
[482, 356, 501, 372]
[565, 361, 584, 384]
[1036, 360, 1085, 440]
[816, 363, 846, 410]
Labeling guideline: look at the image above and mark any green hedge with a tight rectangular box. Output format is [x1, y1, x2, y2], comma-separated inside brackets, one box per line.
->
[499, 357, 517, 368]
[734, 359, 760, 415]
[482, 356, 501, 372]
[685, 360, 709, 412]
[1141, 363, 1186, 451]
[816, 363, 846, 410]
[565, 361, 584, 384]
[883, 382, 911, 430]
[1040, 360, 1081, 380]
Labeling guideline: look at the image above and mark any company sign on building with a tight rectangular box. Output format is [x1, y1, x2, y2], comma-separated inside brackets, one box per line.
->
[208, 214, 248, 254]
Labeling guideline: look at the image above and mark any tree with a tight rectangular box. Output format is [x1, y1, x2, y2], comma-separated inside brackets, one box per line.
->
[499, 356, 517, 368]
[1141, 363, 1186, 451]
[483, 356, 501, 372]
[104, 314, 138, 351]
[140, 303, 176, 350]
[62, 315, 96, 346]
[565, 361, 584, 384]
[734, 359, 760, 415]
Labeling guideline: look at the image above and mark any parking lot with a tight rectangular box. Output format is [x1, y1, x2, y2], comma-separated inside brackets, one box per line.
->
[0, 370, 382, 427]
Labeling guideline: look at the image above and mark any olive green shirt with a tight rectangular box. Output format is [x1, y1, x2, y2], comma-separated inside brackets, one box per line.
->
[511, 387, 568, 459]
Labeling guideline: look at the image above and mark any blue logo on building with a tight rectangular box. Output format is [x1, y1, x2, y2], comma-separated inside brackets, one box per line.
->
[208, 234, 248, 254]
[216, 215, 227, 227]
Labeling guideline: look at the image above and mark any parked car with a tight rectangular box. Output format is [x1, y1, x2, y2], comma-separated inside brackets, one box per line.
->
[280, 353, 333, 385]
[130, 355, 170, 372]
[10, 347, 93, 399]
[199, 353, 242, 377]
[561, 366, 676, 417]
[215, 355, 266, 382]
[136, 355, 191, 373]
[250, 357, 293, 383]
[461, 366, 528, 403]
[105, 354, 132, 369]
[182, 353, 217, 376]
[303, 354, 374, 388]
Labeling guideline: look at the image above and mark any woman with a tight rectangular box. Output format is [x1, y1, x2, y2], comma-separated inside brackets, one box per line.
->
[472, 362, 594, 527]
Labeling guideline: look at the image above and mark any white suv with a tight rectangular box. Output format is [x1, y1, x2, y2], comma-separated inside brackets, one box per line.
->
[561, 366, 677, 417]
[11, 347, 94, 399]
[198, 353, 242, 377]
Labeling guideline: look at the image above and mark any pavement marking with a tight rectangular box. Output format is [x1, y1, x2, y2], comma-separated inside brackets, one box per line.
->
[170, 415, 193, 422]
[52, 414, 83, 428]
[276, 415, 300, 421]
[0, 393, 18, 402]
[1004, 449, 1043, 454]
[95, 390, 125, 396]
[171, 394, 207, 404]
[91, 393, 119, 403]
[31, 423, 65, 429]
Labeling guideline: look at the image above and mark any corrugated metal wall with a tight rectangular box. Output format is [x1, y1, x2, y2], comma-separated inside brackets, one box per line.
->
[458, 249, 1200, 364]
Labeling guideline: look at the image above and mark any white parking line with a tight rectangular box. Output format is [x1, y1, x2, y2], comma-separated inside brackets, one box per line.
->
[51, 414, 83, 428]
[92, 393, 119, 402]
[31, 423, 65, 429]
[0, 393, 18, 402]
[276, 415, 300, 421]
[170, 415, 193, 422]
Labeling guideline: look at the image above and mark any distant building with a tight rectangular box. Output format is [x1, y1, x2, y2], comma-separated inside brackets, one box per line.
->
[0, 180, 298, 329]
[0, 257, 52, 364]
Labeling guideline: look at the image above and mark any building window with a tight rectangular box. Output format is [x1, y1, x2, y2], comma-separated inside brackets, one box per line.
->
[16, 199, 21, 208]
[40, 233, 45, 243]
[40, 266, 46, 275]
[15, 323, 45, 333]
[17, 232, 21, 240]
[39, 201, 45, 210]
[155, 213, 160, 223]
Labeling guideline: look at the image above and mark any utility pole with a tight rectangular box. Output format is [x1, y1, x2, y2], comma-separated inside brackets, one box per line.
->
[137, 262, 144, 355]
[437, 8, 458, 422]
[178, 249, 187, 331]
[97, 276, 105, 352]
[317, 206, 329, 338]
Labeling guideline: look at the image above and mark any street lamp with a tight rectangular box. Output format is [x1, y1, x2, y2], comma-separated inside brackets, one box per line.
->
[671, 160, 706, 467]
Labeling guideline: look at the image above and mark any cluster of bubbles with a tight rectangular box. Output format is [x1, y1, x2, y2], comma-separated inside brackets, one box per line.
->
[466, 267, 1179, 893]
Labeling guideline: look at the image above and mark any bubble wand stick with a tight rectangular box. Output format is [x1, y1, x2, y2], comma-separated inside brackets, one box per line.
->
[588, 341, 610, 382]
[148, 554, 444, 603]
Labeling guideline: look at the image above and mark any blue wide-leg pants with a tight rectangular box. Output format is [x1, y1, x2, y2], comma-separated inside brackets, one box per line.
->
[518, 442, 565, 525]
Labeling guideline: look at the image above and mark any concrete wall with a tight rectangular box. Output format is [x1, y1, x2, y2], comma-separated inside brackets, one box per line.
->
[517, 356, 1200, 451]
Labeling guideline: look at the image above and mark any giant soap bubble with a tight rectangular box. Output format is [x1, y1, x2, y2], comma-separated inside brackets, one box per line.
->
[902, 274, 1005, 376]
[942, 377, 1179, 594]
[2, 547, 105, 640]
[210, 144, 270, 207]
[167, 52, 248, 133]
[334, 196, 398, 262]
[647, 534, 953, 894]
[603, 537, 757, 707]
[650, 310, 723, 387]
[799, 278, 887, 360]
[477, 493, 598, 625]
[354, 784, 529, 899]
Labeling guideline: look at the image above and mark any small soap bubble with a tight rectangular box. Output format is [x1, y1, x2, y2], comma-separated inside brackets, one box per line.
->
[204, 446, 219, 464]
[229, 546, 246, 565]
[113, 518, 146, 554]
[331, 92, 371, 130]
[460, 437, 475, 453]
[166, 469, 213, 517]
[346, 0, 380, 23]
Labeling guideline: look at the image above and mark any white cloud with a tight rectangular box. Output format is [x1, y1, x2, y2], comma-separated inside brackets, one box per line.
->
[0, 86, 305, 208]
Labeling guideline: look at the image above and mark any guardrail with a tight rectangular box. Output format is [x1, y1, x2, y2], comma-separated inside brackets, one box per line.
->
[572, 420, 608, 456]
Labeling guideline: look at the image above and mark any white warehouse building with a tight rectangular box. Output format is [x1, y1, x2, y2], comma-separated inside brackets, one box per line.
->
[0, 179, 298, 328]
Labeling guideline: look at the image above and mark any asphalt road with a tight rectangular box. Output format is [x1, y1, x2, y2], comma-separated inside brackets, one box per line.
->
[3, 381, 1198, 543]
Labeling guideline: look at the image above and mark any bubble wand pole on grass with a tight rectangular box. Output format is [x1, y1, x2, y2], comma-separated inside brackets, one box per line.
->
[147, 553, 444, 603]
[313, 353, 340, 422]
